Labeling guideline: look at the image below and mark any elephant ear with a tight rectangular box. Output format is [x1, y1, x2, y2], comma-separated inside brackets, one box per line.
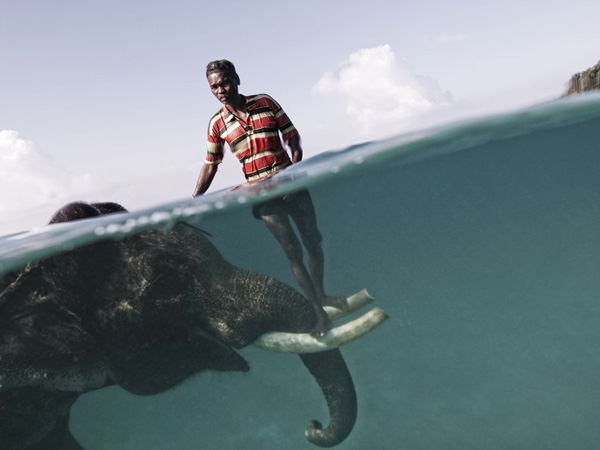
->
[103, 321, 249, 395]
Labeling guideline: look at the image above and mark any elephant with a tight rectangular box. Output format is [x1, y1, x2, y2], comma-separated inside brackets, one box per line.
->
[0, 202, 387, 449]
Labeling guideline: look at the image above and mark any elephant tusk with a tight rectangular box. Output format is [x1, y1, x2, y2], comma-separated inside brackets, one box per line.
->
[323, 288, 374, 321]
[252, 307, 389, 354]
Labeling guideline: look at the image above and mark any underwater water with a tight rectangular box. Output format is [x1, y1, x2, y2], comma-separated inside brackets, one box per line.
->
[3, 94, 600, 449]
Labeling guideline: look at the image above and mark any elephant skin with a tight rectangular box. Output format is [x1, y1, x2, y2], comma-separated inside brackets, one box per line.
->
[0, 202, 358, 449]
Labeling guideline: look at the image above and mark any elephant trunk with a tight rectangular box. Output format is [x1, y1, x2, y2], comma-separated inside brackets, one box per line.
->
[300, 349, 357, 447]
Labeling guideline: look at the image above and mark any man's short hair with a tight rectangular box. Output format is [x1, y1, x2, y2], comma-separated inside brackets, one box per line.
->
[206, 60, 238, 79]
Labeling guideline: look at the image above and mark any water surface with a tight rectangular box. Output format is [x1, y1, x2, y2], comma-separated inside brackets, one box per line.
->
[3, 95, 600, 449]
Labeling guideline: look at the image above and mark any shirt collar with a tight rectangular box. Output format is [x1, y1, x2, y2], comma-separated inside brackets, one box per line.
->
[221, 107, 236, 124]
[221, 95, 255, 123]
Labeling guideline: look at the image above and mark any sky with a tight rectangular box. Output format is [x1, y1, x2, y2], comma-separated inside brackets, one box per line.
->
[1, 0, 599, 234]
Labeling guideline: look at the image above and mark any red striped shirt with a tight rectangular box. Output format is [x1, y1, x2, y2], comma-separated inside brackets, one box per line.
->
[205, 94, 298, 182]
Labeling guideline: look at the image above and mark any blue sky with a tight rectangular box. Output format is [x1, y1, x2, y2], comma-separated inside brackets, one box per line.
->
[1, 0, 599, 233]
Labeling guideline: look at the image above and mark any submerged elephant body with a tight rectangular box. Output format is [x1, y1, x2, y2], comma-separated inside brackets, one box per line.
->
[0, 203, 362, 449]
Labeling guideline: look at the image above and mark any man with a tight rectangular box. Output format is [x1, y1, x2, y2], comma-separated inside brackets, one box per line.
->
[192, 60, 344, 337]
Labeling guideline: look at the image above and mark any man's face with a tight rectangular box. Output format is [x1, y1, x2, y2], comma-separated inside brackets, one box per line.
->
[207, 70, 239, 105]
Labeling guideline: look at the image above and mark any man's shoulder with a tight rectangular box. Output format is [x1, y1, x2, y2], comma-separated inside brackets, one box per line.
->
[247, 93, 281, 109]
[246, 93, 277, 102]
[208, 108, 225, 126]
[209, 107, 224, 120]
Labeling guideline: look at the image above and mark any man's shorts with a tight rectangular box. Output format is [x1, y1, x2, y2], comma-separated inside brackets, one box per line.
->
[252, 189, 315, 220]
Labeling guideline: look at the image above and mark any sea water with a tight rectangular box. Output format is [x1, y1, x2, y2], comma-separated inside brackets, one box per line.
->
[2, 94, 600, 449]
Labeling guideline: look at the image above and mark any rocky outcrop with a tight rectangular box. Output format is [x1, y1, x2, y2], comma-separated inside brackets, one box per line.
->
[564, 61, 600, 95]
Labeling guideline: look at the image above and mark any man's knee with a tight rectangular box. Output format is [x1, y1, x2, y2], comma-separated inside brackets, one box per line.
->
[302, 229, 323, 251]
[281, 238, 304, 262]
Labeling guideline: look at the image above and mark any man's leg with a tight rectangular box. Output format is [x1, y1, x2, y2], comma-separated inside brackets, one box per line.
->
[288, 192, 347, 309]
[260, 211, 332, 337]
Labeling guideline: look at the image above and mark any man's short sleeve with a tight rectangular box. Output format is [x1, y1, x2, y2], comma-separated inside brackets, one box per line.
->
[205, 113, 224, 165]
[265, 95, 298, 144]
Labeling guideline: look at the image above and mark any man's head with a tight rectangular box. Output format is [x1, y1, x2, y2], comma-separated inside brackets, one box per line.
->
[206, 60, 239, 83]
[206, 59, 241, 106]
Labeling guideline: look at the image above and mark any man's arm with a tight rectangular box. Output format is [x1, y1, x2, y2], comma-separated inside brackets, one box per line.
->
[192, 163, 218, 197]
[288, 133, 303, 164]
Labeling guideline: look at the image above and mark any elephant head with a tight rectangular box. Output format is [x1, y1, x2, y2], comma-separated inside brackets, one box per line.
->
[0, 202, 386, 449]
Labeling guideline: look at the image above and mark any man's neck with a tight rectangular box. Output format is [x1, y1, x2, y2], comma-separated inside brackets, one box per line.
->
[225, 94, 247, 117]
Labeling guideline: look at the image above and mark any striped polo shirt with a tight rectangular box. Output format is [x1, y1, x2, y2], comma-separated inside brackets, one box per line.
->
[205, 93, 298, 182]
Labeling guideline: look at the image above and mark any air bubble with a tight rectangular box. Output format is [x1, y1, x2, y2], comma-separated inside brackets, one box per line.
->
[106, 224, 120, 234]
[150, 212, 171, 223]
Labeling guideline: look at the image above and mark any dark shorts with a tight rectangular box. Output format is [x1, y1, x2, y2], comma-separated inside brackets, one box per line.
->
[252, 189, 315, 220]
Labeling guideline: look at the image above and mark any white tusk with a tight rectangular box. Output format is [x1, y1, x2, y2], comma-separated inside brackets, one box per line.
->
[323, 288, 374, 320]
[253, 307, 389, 354]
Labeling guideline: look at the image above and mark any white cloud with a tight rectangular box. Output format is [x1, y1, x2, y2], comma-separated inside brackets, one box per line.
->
[421, 33, 469, 44]
[0, 130, 244, 235]
[313, 45, 453, 138]
[0, 130, 103, 233]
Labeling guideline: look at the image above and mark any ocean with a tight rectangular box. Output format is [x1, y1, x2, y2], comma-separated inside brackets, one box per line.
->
[2, 93, 600, 449]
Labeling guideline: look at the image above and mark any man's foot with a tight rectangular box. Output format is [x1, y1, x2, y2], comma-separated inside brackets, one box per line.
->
[310, 310, 333, 338]
[320, 295, 348, 310]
